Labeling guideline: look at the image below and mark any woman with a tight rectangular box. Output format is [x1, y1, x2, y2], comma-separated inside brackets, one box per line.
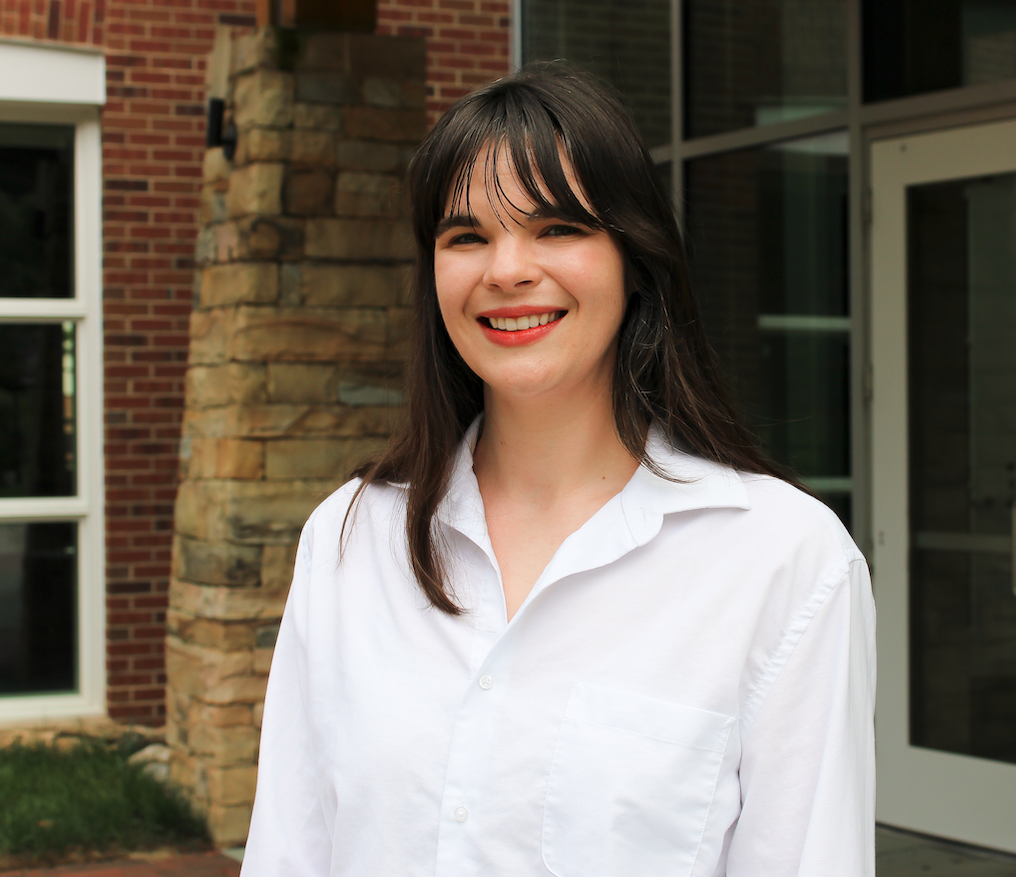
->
[240, 66, 875, 876]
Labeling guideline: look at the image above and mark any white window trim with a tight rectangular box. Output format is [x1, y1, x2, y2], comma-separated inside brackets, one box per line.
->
[0, 42, 106, 725]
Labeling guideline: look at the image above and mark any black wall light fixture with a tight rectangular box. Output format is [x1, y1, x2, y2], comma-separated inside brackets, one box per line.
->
[206, 98, 237, 161]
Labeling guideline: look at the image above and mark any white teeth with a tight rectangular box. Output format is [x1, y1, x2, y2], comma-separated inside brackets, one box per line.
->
[487, 311, 560, 331]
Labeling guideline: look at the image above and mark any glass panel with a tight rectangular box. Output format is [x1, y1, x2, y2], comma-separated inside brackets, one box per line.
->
[685, 132, 850, 523]
[684, 0, 847, 139]
[909, 173, 1016, 764]
[521, 0, 672, 148]
[0, 521, 77, 695]
[0, 124, 74, 299]
[865, 0, 1016, 103]
[0, 323, 77, 497]
[655, 160, 673, 199]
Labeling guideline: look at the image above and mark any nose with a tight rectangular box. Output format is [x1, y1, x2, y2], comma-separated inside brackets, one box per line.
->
[482, 233, 542, 291]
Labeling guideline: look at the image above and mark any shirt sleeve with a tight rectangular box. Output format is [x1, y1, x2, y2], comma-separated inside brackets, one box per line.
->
[240, 523, 333, 877]
[726, 557, 876, 876]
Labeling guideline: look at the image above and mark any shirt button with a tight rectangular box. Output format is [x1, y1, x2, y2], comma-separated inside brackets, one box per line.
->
[479, 675, 494, 690]
[454, 806, 469, 822]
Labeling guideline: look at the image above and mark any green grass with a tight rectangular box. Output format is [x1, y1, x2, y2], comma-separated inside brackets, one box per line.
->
[0, 736, 209, 862]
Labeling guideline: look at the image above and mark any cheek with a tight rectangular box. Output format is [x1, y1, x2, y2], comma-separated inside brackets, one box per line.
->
[434, 257, 474, 317]
[577, 251, 626, 327]
[433, 277, 476, 363]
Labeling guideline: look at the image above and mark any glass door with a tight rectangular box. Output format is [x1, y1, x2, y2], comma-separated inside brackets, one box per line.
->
[871, 117, 1016, 852]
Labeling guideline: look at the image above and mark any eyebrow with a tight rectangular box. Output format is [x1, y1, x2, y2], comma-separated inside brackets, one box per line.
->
[435, 207, 572, 237]
[435, 213, 478, 236]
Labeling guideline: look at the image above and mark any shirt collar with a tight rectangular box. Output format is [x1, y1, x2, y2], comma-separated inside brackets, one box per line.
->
[433, 417, 489, 548]
[434, 419, 751, 544]
[622, 424, 752, 518]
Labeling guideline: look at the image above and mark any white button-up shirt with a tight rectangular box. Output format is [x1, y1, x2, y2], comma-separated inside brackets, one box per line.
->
[241, 426, 876, 877]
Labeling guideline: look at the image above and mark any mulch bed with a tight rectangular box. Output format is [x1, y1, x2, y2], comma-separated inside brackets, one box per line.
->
[0, 850, 240, 877]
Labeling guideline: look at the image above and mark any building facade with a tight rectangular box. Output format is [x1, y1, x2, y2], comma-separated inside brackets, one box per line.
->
[518, 0, 1016, 853]
[0, 0, 509, 728]
[3, 0, 1016, 856]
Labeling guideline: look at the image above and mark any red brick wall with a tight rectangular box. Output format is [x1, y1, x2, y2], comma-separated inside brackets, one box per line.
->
[0, 0, 102, 44]
[2, 0, 507, 726]
[99, 4, 255, 725]
[2, 2, 255, 725]
[377, 0, 511, 125]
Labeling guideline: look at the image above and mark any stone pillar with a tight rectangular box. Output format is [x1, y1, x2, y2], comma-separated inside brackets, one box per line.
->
[167, 27, 425, 845]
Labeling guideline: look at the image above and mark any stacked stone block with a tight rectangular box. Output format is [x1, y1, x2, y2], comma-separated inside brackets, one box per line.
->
[167, 27, 425, 844]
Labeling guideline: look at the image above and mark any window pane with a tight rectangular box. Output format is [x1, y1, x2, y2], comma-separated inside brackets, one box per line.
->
[685, 132, 851, 522]
[655, 160, 673, 199]
[865, 0, 1016, 103]
[0, 521, 77, 696]
[0, 124, 74, 299]
[684, 0, 847, 139]
[521, 0, 672, 148]
[0, 323, 77, 497]
[908, 174, 1016, 763]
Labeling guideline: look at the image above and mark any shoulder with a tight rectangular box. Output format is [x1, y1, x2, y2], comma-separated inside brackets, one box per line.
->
[298, 476, 408, 556]
[650, 456, 869, 618]
[646, 436, 864, 577]
[738, 473, 863, 565]
[718, 473, 867, 615]
[728, 473, 872, 644]
[284, 477, 413, 615]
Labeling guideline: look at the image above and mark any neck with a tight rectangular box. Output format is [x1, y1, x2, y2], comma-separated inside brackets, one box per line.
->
[473, 384, 640, 507]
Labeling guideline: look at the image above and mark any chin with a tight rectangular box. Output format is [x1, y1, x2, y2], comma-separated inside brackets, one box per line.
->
[483, 369, 585, 403]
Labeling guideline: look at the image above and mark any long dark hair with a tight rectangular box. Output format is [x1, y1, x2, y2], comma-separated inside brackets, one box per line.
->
[350, 65, 791, 615]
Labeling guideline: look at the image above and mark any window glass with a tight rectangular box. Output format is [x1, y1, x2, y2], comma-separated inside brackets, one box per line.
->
[865, 0, 1016, 103]
[0, 124, 74, 299]
[685, 132, 851, 522]
[0, 521, 77, 696]
[684, 0, 847, 139]
[0, 323, 77, 497]
[521, 0, 672, 149]
[908, 173, 1016, 763]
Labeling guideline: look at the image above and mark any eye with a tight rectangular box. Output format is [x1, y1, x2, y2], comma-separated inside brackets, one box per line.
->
[448, 231, 485, 245]
[542, 224, 583, 238]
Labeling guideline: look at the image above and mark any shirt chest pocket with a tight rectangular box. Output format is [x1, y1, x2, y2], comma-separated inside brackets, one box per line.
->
[542, 683, 734, 877]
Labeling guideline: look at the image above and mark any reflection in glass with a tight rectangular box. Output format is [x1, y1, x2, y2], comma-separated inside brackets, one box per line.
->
[0, 323, 77, 497]
[685, 132, 850, 522]
[655, 160, 673, 200]
[909, 173, 1016, 764]
[521, 0, 671, 148]
[0, 124, 74, 299]
[684, 0, 847, 139]
[866, 0, 1016, 103]
[0, 521, 77, 695]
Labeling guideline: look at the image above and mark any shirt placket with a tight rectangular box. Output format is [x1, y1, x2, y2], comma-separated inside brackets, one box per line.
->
[433, 545, 516, 876]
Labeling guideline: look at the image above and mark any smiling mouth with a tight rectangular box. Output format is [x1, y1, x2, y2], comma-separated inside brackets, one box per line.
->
[483, 311, 565, 331]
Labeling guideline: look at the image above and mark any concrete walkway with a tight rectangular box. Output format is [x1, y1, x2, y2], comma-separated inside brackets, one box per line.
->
[3, 830, 1016, 875]
[0, 851, 240, 877]
[878, 826, 1016, 876]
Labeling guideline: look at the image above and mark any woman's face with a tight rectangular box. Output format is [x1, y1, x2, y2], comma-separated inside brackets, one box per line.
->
[433, 149, 627, 406]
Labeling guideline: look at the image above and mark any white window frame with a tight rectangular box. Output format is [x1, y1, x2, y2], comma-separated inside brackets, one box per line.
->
[0, 39, 105, 724]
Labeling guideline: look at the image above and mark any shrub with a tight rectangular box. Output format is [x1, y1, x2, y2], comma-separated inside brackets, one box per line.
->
[0, 737, 209, 860]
